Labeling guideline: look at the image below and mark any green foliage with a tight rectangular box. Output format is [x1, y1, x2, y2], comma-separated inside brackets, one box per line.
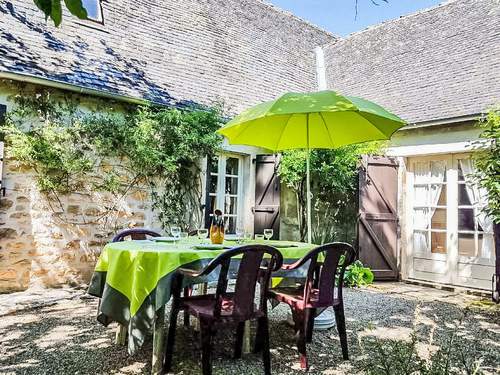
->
[363, 330, 485, 375]
[472, 108, 500, 224]
[343, 260, 374, 287]
[33, 0, 88, 26]
[279, 142, 385, 243]
[0, 87, 223, 230]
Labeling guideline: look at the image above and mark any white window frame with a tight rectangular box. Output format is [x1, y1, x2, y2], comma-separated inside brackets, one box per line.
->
[207, 154, 244, 233]
[407, 155, 451, 270]
[454, 154, 495, 266]
[406, 153, 495, 289]
[82, 0, 104, 24]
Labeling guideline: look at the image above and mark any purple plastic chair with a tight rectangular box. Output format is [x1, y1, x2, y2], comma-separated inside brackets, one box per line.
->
[112, 228, 161, 242]
[164, 244, 283, 375]
[269, 242, 355, 369]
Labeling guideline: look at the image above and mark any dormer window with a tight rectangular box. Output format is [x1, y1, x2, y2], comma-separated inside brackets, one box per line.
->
[82, 0, 104, 24]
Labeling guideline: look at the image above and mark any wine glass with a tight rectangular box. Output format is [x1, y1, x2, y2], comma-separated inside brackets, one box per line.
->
[180, 231, 188, 243]
[197, 228, 208, 243]
[236, 227, 244, 244]
[264, 228, 273, 241]
[171, 226, 181, 244]
[244, 231, 253, 242]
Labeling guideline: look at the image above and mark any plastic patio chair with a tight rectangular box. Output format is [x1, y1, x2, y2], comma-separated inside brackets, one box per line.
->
[268, 242, 355, 369]
[163, 244, 283, 375]
[112, 228, 161, 242]
[109, 228, 161, 344]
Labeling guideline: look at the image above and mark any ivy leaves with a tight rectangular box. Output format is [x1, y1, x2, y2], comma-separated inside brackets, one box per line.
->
[33, 0, 88, 26]
[1, 88, 223, 230]
[473, 108, 500, 224]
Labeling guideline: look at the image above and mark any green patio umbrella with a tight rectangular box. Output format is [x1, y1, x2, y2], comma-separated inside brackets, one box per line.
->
[217, 90, 405, 243]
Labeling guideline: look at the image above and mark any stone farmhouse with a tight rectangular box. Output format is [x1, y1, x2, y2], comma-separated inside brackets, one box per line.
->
[0, 0, 498, 293]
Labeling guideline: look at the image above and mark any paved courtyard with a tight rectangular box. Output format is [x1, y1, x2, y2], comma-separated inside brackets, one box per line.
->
[0, 283, 498, 374]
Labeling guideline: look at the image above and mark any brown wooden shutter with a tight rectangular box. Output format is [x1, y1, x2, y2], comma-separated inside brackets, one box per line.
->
[358, 155, 399, 280]
[254, 155, 280, 239]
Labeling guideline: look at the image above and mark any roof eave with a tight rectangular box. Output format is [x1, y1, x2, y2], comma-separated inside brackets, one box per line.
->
[0, 71, 149, 105]
[400, 114, 481, 130]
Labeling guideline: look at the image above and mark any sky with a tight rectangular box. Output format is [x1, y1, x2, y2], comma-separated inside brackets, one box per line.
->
[268, 0, 444, 36]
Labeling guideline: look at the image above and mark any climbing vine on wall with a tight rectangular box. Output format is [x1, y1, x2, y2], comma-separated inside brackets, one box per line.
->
[473, 107, 500, 224]
[0, 85, 223, 230]
[279, 143, 385, 244]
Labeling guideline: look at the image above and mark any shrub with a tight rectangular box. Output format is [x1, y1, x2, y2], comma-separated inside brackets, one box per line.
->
[344, 259, 374, 287]
[472, 108, 500, 224]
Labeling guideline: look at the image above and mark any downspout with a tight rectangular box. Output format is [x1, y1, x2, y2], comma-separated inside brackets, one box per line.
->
[313, 45, 337, 329]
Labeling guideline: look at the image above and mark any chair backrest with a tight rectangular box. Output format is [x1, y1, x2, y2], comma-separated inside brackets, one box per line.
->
[112, 228, 161, 242]
[301, 242, 355, 307]
[206, 245, 283, 319]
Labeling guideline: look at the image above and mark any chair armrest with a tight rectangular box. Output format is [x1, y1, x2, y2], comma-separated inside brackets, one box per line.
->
[177, 267, 204, 278]
[281, 257, 310, 271]
[177, 255, 223, 278]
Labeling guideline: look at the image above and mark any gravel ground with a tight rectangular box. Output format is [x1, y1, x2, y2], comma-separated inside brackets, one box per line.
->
[0, 283, 498, 375]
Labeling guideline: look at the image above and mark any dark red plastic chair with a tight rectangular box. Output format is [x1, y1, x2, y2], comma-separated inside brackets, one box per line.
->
[269, 242, 355, 369]
[164, 244, 283, 375]
[112, 228, 161, 242]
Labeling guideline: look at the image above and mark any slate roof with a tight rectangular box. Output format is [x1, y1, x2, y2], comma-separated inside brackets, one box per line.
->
[0, 0, 498, 125]
[0, 0, 333, 112]
[323, 0, 500, 125]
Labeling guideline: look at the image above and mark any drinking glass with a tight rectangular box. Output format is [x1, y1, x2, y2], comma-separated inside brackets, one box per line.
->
[244, 231, 253, 242]
[236, 227, 244, 244]
[180, 232, 188, 243]
[171, 226, 181, 244]
[255, 234, 265, 241]
[264, 228, 273, 241]
[197, 228, 208, 243]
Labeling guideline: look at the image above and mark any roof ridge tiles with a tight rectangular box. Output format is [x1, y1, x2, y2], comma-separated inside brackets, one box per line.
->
[341, 0, 460, 40]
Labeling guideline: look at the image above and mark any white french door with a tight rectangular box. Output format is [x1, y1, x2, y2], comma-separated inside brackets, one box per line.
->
[408, 155, 451, 284]
[407, 154, 495, 290]
[206, 155, 243, 234]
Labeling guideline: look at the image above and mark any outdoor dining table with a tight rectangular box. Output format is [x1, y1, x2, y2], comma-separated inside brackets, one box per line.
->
[87, 237, 315, 374]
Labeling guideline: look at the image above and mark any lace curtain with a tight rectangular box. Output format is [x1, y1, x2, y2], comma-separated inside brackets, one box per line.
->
[459, 159, 494, 259]
[413, 161, 445, 253]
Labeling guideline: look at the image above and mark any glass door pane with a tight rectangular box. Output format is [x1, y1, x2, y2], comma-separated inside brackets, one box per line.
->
[457, 158, 494, 260]
[223, 157, 240, 233]
[412, 159, 447, 255]
[207, 157, 219, 217]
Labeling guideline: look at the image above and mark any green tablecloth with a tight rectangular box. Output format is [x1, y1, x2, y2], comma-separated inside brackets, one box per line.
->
[88, 239, 314, 354]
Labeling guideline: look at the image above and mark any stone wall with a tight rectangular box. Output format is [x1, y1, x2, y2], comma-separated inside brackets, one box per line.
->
[0, 82, 159, 292]
[279, 182, 358, 245]
[0, 155, 155, 292]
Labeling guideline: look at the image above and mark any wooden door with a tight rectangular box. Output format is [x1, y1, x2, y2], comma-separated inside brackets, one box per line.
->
[358, 156, 399, 280]
[254, 155, 280, 239]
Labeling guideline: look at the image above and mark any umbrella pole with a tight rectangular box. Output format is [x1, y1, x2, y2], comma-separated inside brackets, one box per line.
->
[306, 114, 312, 244]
